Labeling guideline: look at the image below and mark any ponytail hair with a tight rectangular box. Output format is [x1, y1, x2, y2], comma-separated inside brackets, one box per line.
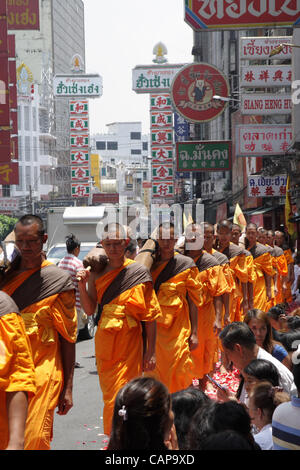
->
[250, 381, 290, 422]
[65, 233, 80, 254]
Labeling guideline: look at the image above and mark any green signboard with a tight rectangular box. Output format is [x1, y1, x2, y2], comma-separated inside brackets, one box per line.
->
[176, 141, 231, 172]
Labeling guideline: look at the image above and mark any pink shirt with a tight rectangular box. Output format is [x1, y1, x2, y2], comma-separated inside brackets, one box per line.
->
[58, 254, 83, 310]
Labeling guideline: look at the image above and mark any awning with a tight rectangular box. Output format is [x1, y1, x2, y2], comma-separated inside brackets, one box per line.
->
[248, 207, 276, 216]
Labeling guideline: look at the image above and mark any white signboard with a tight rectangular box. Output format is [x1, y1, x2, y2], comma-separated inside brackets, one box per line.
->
[240, 37, 292, 60]
[248, 175, 287, 198]
[240, 65, 292, 87]
[0, 198, 18, 211]
[236, 125, 293, 156]
[132, 64, 184, 94]
[54, 74, 103, 98]
[241, 94, 292, 115]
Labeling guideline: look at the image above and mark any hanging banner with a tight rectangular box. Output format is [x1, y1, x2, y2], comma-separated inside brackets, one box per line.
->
[236, 124, 293, 156]
[70, 116, 89, 132]
[241, 94, 292, 115]
[0, 162, 19, 185]
[71, 183, 90, 198]
[152, 181, 174, 198]
[184, 1, 300, 31]
[174, 113, 190, 142]
[70, 150, 90, 164]
[7, 0, 40, 30]
[240, 65, 292, 87]
[0, 56, 10, 126]
[248, 175, 287, 198]
[150, 93, 172, 109]
[240, 36, 292, 60]
[170, 62, 230, 123]
[69, 100, 89, 115]
[151, 146, 173, 163]
[151, 128, 173, 145]
[70, 134, 89, 149]
[71, 166, 90, 181]
[151, 110, 173, 128]
[152, 164, 174, 180]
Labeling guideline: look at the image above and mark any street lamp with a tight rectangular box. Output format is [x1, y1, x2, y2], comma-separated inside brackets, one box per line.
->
[269, 43, 300, 57]
[213, 95, 240, 103]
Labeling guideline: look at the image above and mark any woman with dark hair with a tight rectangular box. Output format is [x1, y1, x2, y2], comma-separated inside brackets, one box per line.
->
[107, 377, 178, 450]
[244, 309, 291, 369]
[171, 387, 211, 450]
[186, 400, 260, 450]
[239, 359, 280, 400]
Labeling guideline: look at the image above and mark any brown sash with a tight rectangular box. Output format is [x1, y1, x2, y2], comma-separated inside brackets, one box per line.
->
[222, 243, 244, 260]
[0, 291, 20, 318]
[272, 245, 284, 258]
[211, 250, 229, 266]
[11, 264, 75, 311]
[154, 254, 195, 293]
[95, 262, 153, 325]
[195, 252, 219, 273]
[249, 243, 269, 260]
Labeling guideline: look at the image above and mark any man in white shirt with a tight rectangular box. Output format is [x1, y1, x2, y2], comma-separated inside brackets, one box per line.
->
[219, 322, 297, 404]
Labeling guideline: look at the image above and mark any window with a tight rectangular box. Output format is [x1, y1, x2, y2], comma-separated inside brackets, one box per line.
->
[131, 149, 141, 155]
[24, 106, 30, 131]
[25, 166, 31, 190]
[25, 136, 31, 162]
[96, 141, 106, 150]
[130, 132, 141, 140]
[107, 141, 118, 150]
[142, 142, 148, 151]
[16, 166, 23, 191]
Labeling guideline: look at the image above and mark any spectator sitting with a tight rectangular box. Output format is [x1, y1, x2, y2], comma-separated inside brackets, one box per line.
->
[107, 377, 178, 450]
[244, 309, 291, 370]
[186, 400, 260, 450]
[171, 386, 211, 450]
[272, 346, 300, 450]
[219, 322, 297, 406]
[249, 381, 290, 450]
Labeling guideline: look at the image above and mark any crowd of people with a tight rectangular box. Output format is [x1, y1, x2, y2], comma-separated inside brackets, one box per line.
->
[1, 213, 300, 451]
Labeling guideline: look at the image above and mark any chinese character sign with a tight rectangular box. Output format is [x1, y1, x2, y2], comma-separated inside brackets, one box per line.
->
[248, 175, 287, 198]
[241, 65, 292, 87]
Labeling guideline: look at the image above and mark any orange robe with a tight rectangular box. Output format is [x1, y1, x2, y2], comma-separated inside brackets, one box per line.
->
[235, 249, 256, 322]
[94, 258, 162, 436]
[0, 312, 36, 450]
[283, 248, 294, 303]
[151, 261, 203, 393]
[2, 260, 77, 450]
[219, 243, 248, 322]
[272, 246, 288, 305]
[192, 254, 228, 378]
[250, 244, 275, 312]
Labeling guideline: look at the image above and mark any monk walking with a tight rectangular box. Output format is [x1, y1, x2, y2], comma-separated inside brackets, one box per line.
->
[78, 223, 161, 436]
[0, 215, 77, 450]
[149, 222, 203, 393]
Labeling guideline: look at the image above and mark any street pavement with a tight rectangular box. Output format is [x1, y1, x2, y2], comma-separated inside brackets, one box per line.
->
[51, 334, 108, 451]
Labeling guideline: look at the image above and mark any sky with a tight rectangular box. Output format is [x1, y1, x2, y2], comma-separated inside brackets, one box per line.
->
[82, 0, 194, 136]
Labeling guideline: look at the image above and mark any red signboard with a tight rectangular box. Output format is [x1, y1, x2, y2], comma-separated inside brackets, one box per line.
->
[170, 63, 229, 123]
[0, 162, 19, 185]
[185, 0, 300, 31]
[7, 0, 40, 30]
[0, 1, 7, 52]
[92, 193, 120, 205]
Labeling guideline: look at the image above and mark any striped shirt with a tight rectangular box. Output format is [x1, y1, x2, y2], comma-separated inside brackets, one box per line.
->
[272, 396, 300, 450]
[58, 254, 83, 310]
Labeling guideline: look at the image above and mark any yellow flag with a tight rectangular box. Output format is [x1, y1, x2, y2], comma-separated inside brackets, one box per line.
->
[233, 203, 247, 231]
[183, 212, 194, 230]
[285, 176, 295, 238]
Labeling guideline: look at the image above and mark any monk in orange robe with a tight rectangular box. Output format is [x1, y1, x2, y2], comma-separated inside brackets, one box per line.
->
[0, 215, 77, 450]
[266, 230, 288, 305]
[149, 222, 203, 394]
[275, 231, 295, 303]
[216, 220, 250, 321]
[245, 223, 275, 312]
[231, 223, 256, 321]
[184, 224, 228, 383]
[78, 223, 161, 436]
[0, 292, 36, 450]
